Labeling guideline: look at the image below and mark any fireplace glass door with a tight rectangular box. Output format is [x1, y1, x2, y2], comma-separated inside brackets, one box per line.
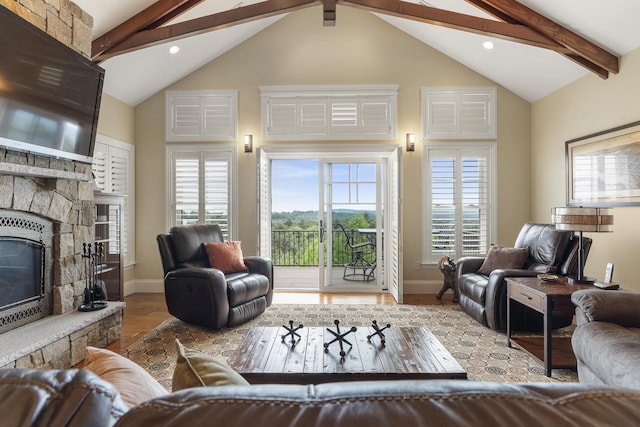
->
[0, 238, 43, 310]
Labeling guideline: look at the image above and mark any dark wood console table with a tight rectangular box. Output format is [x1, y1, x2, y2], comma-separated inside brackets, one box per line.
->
[506, 277, 593, 377]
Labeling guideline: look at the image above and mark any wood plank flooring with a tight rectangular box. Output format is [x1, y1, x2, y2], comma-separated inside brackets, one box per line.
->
[105, 292, 456, 354]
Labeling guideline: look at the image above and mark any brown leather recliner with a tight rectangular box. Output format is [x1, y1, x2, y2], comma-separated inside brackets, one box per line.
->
[157, 224, 273, 330]
[456, 223, 591, 332]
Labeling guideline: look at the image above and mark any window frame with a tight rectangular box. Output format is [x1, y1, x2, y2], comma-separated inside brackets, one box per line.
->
[421, 141, 497, 265]
[165, 144, 238, 239]
[92, 134, 135, 267]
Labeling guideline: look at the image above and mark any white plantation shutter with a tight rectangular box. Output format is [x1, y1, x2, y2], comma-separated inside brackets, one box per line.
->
[108, 147, 129, 261]
[91, 136, 134, 265]
[174, 157, 200, 226]
[299, 99, 327, 134]
[91, 142, 107, 192]
[204, 158, 229, 235]
[261, 86, 397, 140]
[257, 149, 271, 257]
[330, 99, 358, 134]
[423, 143, 496, 263]
[166, 91, 237, 141]
[422, 87, 496, 139]
[387, 147, 403, 303]
[361, 99, 391, 135]
[169, 147, 234, 239]
[171, 96, 201, 138]
[267, 99, 298, 136]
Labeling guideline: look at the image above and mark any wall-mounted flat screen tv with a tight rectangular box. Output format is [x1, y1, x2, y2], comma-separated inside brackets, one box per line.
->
[0, 6, 104, 164]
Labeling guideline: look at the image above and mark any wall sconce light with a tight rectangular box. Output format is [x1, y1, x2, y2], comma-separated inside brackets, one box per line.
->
[244, 135, 253, 153]
[406, 133, 416, 152]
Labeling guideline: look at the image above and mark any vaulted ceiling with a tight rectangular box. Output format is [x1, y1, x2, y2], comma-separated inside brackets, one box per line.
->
[73, 0, 640, 106]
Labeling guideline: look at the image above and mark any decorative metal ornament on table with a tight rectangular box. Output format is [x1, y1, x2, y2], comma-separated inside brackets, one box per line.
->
[324, 319, 357, 358]
[437, 255, 458, 301]
[367, 320, 391, 346]
[281, 320, 304, 346]
[79, 242, 108, 311]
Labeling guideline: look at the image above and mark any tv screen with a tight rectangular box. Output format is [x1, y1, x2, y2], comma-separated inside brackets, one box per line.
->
[0, 6, 104, 164]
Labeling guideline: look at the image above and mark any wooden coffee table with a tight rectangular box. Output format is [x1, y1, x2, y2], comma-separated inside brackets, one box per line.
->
[228, 325, 467, 384]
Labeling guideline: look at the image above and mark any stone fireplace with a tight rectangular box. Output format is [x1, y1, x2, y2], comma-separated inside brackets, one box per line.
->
[0, 0, 123, 369]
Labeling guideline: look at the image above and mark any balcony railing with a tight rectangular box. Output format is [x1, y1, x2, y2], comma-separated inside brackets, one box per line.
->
[271, 229, 376, 267]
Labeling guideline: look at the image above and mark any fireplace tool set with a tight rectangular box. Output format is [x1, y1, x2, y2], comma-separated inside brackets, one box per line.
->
[79, 242, 108, 311]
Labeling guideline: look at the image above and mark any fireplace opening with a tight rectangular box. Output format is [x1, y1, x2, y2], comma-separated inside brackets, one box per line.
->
[0, 210, 53, 334]
[0, 238, 45, 310]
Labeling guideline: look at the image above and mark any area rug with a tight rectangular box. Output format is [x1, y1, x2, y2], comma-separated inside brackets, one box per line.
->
[122, 304, 578, 391]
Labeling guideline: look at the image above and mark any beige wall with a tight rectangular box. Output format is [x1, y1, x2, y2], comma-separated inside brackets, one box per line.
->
[532, 48, 640, 292]
[133, 6, 532, 290]
[97, 93, 135, 144]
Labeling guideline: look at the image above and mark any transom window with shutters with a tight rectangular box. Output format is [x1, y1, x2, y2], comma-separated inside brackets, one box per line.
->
[166, 145, 236, 239]
[421, 87, 496, 140]
[165, 90, 238, 142]
[260, 85, 397, 141]
[422, 143, 496, 264]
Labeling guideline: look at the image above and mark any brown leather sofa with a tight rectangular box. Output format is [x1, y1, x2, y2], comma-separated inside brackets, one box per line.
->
[572, 289, 640, 390]
[157, 224, 273, 330]
[456, 223, 591, 332]
[3, 368, 640, 427]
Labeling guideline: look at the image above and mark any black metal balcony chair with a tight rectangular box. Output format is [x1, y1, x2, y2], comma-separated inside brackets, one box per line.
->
[336, 224, 375, 281]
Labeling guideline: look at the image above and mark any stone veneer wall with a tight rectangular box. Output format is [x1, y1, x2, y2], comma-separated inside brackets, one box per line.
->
[0, 0, 123, 369]
[0, 0, 92, 58]
[0, 151, 95, 314]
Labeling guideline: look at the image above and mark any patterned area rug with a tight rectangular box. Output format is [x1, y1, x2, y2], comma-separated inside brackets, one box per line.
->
[122, 304, 578, 391]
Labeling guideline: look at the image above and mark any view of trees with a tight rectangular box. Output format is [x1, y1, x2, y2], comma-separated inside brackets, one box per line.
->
[271, 210, 376, 266]
[272, 210, 376, 230]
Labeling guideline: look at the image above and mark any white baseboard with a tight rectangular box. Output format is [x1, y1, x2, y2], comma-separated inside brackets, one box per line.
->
[124, 279, 164, 296]
[402, 279, 449, 295]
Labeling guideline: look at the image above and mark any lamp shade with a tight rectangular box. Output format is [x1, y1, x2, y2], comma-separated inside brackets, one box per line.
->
[550, 207, 613, 232]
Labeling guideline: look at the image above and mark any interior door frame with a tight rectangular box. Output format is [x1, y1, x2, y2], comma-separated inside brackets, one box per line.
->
[258, 144, 402, 299]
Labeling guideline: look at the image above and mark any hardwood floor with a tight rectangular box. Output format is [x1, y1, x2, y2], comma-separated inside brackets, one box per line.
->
[105, 291, 457, 353]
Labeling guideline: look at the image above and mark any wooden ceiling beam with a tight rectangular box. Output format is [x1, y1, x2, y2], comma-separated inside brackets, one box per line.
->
[323, 0, 337, 26]
[339, 0, 571, 53]
[94, 0, 321, 62]
[465, 0, 619, 76]
[91, 0, 205, 61]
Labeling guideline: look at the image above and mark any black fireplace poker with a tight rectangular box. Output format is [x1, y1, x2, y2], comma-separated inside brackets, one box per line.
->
[79, 242, 108, 312]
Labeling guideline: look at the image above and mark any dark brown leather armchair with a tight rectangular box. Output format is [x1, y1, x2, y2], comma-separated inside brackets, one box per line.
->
[456, 223, 591, 332]
[157, 224, 273, 330]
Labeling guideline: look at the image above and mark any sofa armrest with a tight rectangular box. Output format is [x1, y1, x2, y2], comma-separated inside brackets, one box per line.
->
[244, 256, 274, 306]
[164, 267, 230, 329]
[572, 289, 640, 327]
[456, 257, 485, 278]
[244, 256, 273, 281]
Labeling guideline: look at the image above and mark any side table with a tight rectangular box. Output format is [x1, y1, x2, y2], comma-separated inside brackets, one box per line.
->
[506, 277, 593, 377]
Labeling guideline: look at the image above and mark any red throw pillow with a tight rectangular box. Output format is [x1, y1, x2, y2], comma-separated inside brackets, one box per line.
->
[203, 241, 249, 274]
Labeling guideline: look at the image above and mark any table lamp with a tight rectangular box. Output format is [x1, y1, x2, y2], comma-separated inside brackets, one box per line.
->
[550, 207, 613, 284]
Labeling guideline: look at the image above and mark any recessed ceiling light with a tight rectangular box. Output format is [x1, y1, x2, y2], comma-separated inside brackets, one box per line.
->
[483, 41, 494, 50]
[169, 46, 180, 54]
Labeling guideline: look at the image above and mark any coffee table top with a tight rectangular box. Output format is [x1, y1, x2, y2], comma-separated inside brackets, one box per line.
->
[228, 325, 467, 384]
